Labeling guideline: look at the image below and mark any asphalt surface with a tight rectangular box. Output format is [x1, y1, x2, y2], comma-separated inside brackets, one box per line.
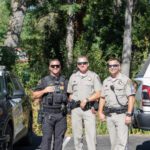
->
[14, 135, 150, 150]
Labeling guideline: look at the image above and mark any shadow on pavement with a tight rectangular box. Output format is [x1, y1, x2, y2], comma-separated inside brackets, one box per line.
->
[136, 140, 150, 150]
[14, 133, 42, 150]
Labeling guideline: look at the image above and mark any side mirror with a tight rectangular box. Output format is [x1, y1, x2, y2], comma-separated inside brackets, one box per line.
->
[13, 89, 25, 98]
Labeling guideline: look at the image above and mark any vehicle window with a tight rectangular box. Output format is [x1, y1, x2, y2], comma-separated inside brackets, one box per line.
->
[136, 57, 150, 77]
[12, 78, 22, 90]
[6, 75, 14, 96]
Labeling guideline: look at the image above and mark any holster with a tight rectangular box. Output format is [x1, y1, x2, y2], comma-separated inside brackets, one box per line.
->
[37, 109, 44, 124]
[84, 101, 99, 111]
[67, 100, 80, 114]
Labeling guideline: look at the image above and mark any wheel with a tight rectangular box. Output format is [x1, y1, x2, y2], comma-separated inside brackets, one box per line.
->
[3, 124, 13, 150]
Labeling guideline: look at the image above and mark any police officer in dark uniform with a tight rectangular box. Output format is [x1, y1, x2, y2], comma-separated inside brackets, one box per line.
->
[32, 59, 68, 150]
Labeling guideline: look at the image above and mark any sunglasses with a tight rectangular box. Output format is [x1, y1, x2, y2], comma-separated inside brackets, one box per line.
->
[50, 65, 60, 68]
[108, 64, 119, 68]
[77, 62, 88, 65]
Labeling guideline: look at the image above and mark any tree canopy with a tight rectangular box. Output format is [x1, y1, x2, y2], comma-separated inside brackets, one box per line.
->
[0, 0, 150, 87]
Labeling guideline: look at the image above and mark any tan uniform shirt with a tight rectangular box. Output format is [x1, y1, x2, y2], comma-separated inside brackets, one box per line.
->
[101, 73, 135, 107]
[67, 70, 102, 101]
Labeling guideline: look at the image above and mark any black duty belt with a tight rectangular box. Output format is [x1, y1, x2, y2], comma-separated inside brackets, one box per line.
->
[43, 107, 62, 114]
[104, 106, 127, 115]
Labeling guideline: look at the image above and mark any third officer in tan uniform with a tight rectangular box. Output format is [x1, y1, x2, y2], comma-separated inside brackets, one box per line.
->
[67, 56, 102, 150]
[99, 57, 135, 150]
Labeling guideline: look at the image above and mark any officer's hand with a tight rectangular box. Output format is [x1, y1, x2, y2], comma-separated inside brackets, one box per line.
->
[80, 99, 87, 109]
[44, 86, 54, 93]
[99, 113, 106, 122]
[91, 107, 97, 114]
[125, 116, 132, 125]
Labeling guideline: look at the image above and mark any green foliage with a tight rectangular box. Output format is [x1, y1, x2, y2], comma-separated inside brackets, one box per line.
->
[0, 46, 16, 70]
[0, 0, 10, 45]
[60, 3, 81, 15]
[21, 4, 67, 80]
[131, 0, 150, 77]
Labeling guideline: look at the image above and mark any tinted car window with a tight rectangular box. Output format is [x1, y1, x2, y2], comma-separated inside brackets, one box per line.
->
[12, 78, 22, 91]
[6, 75, 14, 96]
[136, 57, 150, 78]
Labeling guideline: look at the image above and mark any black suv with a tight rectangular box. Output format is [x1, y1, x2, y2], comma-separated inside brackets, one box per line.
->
[0, 66, 32, 150]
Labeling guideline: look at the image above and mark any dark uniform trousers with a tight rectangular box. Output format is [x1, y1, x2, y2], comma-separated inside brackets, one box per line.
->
[41, 112, 67, 150]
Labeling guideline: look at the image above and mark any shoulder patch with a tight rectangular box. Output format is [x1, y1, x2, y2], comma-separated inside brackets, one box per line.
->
[127, 79, 135, 93]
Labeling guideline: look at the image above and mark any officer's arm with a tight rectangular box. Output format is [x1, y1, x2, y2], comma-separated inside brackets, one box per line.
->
[127, 95, 135, 114]
[98, 97, 105, 114]
[68, 94, 73, 102]
[87, 91, 101, 102]
[32, 90, 46, 99]
[125, 79, 136, 115]
[32, 86, 54, 99]
[98, 97, 106, 121]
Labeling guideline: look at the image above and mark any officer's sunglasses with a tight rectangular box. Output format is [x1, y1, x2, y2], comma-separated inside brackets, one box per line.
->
[108, 64, 119, 68]
[77, 62, 88, 65]
[50, 65, 60, 68]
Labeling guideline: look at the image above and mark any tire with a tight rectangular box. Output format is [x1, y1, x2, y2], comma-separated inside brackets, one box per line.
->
[3, 124, 13, 150]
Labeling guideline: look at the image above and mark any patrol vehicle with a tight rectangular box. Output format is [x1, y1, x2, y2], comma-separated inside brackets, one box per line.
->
[133, 56, 150, 130]
[0, 66, 32, 150]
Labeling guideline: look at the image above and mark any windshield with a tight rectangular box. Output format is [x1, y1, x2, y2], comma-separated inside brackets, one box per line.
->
[136, 56, 150, 78]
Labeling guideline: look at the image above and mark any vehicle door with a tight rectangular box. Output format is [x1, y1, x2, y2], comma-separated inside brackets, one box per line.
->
[5, 73, 25, 138]
[11, 75, 31, 130]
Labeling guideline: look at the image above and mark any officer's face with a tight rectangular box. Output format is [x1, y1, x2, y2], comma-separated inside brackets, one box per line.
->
[108, 60, 120, 77]
[49, 60, 61, 76]
[77, 57, 89, 73]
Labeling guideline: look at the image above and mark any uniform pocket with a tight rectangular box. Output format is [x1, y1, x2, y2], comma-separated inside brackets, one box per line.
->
[53, 93, 63, 104]
[72, 80, 78, 91]
[115, 88, 125, 96]
[83, 81, 93, 93]
[104, 88, 109, 96]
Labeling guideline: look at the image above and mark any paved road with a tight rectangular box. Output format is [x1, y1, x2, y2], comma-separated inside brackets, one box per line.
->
[14, 135, 150, 150]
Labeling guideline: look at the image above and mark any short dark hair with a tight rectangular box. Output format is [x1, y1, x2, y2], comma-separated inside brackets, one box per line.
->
[107, 57, 121, 65]
[49, 59, 60, 65]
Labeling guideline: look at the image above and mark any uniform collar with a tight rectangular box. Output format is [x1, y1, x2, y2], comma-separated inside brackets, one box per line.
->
[108, 72, 122, 82]
[76, 70, 89, 78]
[49, 74, 60, 80]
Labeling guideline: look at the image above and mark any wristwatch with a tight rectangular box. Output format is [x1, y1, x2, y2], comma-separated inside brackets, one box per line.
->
[126, 112, 133, 117]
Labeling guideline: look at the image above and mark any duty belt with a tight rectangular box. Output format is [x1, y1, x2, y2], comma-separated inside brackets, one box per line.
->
[67, 100, 99, 111]
[43, 106, 62, 114]
[104, 106, 127, 115]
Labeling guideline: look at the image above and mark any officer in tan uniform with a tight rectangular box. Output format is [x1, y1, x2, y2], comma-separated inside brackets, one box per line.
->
[99, 57, 135, 150]
[67, 56, 102, 150]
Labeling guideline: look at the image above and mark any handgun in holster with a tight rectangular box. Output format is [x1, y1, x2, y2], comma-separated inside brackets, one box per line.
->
[84, 101, 99, 111]
[67, 100, 80, 114]
[104, 107, 111, 116]
[37, 108, 44, 124]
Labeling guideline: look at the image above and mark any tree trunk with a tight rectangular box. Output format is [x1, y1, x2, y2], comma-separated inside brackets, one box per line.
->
[66, 15, 74, 69]
[66, 1, 74, 69]
[121, 0, 133, 77]
[4, 0, 27, 48]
